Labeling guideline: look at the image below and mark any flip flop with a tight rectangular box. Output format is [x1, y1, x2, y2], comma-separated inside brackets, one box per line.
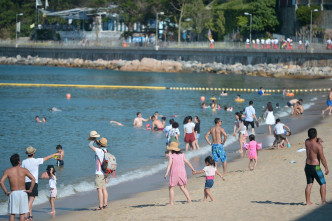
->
[103, 205, 108, 209]
[93, 206, 103, 211]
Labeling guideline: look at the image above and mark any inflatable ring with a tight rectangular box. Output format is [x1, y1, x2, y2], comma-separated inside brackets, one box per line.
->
[235, 98, 245, 102]
[262, 93, 271, 96]
[210, 97, 216, 100]
[286, 93, 294, 97]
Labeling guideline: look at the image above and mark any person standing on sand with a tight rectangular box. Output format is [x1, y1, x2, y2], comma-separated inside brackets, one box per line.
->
[164, 142, 195, 205]
[0, 154, 35, 221]
[264, 102, 275, 135]
[304, 128, 329, 205]
[21, 146, 59, 220]
[133, 112, 150, 127]
[322, 89, 332, 116]
[88, 131, 109, 210]
[205, 118, 228, 174]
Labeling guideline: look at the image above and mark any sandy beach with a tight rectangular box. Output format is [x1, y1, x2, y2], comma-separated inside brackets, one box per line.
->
[55, 116, 332, 221]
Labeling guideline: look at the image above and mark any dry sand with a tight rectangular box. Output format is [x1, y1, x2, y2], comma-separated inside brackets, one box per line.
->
[56, 118, 332, 221]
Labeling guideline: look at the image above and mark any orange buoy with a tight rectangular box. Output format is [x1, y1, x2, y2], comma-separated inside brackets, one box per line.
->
[66, 93, 71, 99]
[200, 96, 205, 102]
[123, 41, 127, 47]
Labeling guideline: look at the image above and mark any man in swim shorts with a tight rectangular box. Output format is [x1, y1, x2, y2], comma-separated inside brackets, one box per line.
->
[151, 116, 164, 131]
[287, 99, 303, 114]
[322, 89, 332, 116]
[0, 154, 36, 221]
[304, 128, 329, 205]
[205, 118, 228, 174]
[133, 112, 150, 127]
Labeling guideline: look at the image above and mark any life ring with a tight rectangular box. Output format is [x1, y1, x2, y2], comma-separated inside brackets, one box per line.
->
[235, 98, 245, 102]
[262, 93, 271, 96]
[210, 97, 216, 100]
[286, 93, 294, 97]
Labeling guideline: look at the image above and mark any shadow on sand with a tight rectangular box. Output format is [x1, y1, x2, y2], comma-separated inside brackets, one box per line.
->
[296, 201, 332, 221]
[251, 200, 305, 206]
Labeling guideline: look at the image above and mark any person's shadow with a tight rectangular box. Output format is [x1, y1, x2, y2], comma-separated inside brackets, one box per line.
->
[251, 200, 305, 206]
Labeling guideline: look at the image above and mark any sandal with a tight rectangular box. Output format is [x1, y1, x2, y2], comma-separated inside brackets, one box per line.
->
[103, 205, 108, 209]
[93, 206, 103, 211]
[26, 216, 33, 220]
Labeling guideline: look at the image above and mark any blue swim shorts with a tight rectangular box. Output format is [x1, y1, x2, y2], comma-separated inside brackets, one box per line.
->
[212, 144, 227, 163]
[205, 179, 214, 189]
[327, 100, 332, 106]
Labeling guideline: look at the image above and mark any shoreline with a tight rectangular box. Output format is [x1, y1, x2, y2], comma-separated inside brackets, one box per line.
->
[1, 56, 332, 79]
[54, 100, 332, 221]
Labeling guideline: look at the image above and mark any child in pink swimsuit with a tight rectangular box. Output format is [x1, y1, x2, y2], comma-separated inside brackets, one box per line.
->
[164, 143, 195, 205]
[246, 134, 260, 170]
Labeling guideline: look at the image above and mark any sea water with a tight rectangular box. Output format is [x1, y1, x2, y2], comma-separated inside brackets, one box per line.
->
[0, 65, 329, 214]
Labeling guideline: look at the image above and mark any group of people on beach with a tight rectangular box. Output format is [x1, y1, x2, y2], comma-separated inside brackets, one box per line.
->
[2, 87, 332, 220]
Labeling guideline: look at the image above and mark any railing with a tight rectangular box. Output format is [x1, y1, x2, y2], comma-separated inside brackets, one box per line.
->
[0, 39, 331, 53]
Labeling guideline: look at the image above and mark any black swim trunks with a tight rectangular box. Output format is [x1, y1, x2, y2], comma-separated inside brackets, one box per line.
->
[304, 164, 326, 185]
[244, 121, 255, 129]
[25, 182, 38, 197]
[57, 159, 64, 166]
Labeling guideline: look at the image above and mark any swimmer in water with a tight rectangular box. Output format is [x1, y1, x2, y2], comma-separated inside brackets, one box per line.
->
[221, 91, 228, 96]
[151, 116, 164, 131]
[133, 112, 150, 128]
[217, 104, 222, 110]
[211, 100, 217, 112]
[161, 117, 167, 128]
[223, 106, 233, 112]
[49, 107, 62, 112]
[110, 121, 124, 126]
[35, 116, 42, 123]
[154, 111, 159, 119]
[258, 87, 264, 95]
[42, 117, 47, 123]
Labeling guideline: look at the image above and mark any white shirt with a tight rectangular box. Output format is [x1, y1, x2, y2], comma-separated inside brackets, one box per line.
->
[245, 105, 256, 122]
[299, 40, 302, 45]
[95, 148, 105, 175]
[49, 175, 57, 189]
[274, 123, 285, 135]
[184, 122, 195, 133]
[246, 39, 249, 43]
[261, 39, 265, 44]
[203, 166, 216, 176]
[22, 158, 43, 183]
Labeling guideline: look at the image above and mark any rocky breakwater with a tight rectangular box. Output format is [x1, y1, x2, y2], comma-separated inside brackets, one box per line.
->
[0, 55, 331, 79]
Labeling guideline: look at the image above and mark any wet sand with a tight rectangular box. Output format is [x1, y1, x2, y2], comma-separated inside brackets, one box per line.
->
[44, 98, 332, 221]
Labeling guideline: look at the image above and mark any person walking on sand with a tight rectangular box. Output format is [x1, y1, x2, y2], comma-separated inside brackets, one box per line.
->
[88, 131, 109, 210]
[0, 154, 36, 221]
[164, 142, 195, 205]
[244, 101, 258, 135]
[233, 112, 247, 155]
[245, 135, 260, 170]
[193, 156, 225, 202]
[133, 112, 150, 127]
[205, 118, 228, 174]
[322, 89, 332, 116]
[265, 102, 275, 135]
[193, 116, 201, 150]
[21, 146, 59, 220]
[304, 128, 329, 205]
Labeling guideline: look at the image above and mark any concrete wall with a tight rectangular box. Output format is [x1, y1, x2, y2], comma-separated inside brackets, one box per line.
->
[0, 46, 331, 67]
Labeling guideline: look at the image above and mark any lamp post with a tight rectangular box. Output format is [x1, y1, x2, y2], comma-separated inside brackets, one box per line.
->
[244, 12, 252, 44]
[310, 9, 319, 44]
[155, 11, 164, 47]
[16, 13, 23, 48]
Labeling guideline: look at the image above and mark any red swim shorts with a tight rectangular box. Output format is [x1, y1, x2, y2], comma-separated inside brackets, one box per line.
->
[184, 133, 195, 143]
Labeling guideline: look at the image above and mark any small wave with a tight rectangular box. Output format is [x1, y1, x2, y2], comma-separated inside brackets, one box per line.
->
[310, 97, 318, 101]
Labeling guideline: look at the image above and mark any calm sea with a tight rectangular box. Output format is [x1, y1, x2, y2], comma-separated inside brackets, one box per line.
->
[0, 65, 330, 214]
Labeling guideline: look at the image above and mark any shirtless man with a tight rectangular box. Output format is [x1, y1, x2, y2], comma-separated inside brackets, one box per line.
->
[304, 128, 329, 205]
[293, 101, 304, 115]
[322, 89, 332, 116]
[0, 154, 35, 221]
[205, 118, 228, 174]
[151, 116, 164, 131]
[287, 99, 303, 114]
[133, 112, 149, 127]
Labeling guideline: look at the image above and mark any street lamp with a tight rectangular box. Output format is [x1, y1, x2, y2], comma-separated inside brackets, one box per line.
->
[155, 11, 164, 47]
[16, 13, 23, 48]
[310, 9, 319, 44]
[244, 12, 252, 44]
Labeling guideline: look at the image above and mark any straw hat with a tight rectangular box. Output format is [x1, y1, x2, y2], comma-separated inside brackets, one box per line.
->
[97, 137, 108, 147]
[88, 131, 100, 140]
[26, 146, 36, 155]
[166, 142, 180, 151]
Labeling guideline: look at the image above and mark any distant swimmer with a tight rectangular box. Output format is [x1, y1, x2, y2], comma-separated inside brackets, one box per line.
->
[220, 91, 228, 96]
[258, 87, 264, 95]
[49, 107, 62, 112]
[151, 116, 164, 131]
[286, 98, 303, 114]
[322, 89, 332, 116]
[201, 103, 209, 109]
[211, 100, 217, 112]
[154, 111, 159, 119]
[293, 101, 304, 115]
[161, 117, 167, 128]
[133, 112, 150, 127]
[42, 117, 47, 123]
[35, 116, 42, 123]
[110, 121, 124, 126]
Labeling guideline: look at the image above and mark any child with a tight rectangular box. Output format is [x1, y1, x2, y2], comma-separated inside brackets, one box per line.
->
[47, 165, 57, 214]
[273, 118, 291, 149]
[55, 145, 64, 166]
[246, 134, 260, 170]
[164, 143, 195, 205]
[193, 156, 225, 202]
[166, 122, 180, 145]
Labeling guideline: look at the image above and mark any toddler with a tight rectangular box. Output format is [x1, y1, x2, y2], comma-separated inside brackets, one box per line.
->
[245, 135, 261, 170]
[47, 165, 57, 214]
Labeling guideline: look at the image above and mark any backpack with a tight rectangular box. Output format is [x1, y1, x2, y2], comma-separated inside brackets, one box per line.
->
[98, 149, 117, 182]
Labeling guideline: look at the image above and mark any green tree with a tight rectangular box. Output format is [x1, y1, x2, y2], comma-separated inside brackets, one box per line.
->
[170, 0, 193, 44]
[296, 5, 320, 26]
[250, 0, 279, 33]
[205, 9, 225, 40]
